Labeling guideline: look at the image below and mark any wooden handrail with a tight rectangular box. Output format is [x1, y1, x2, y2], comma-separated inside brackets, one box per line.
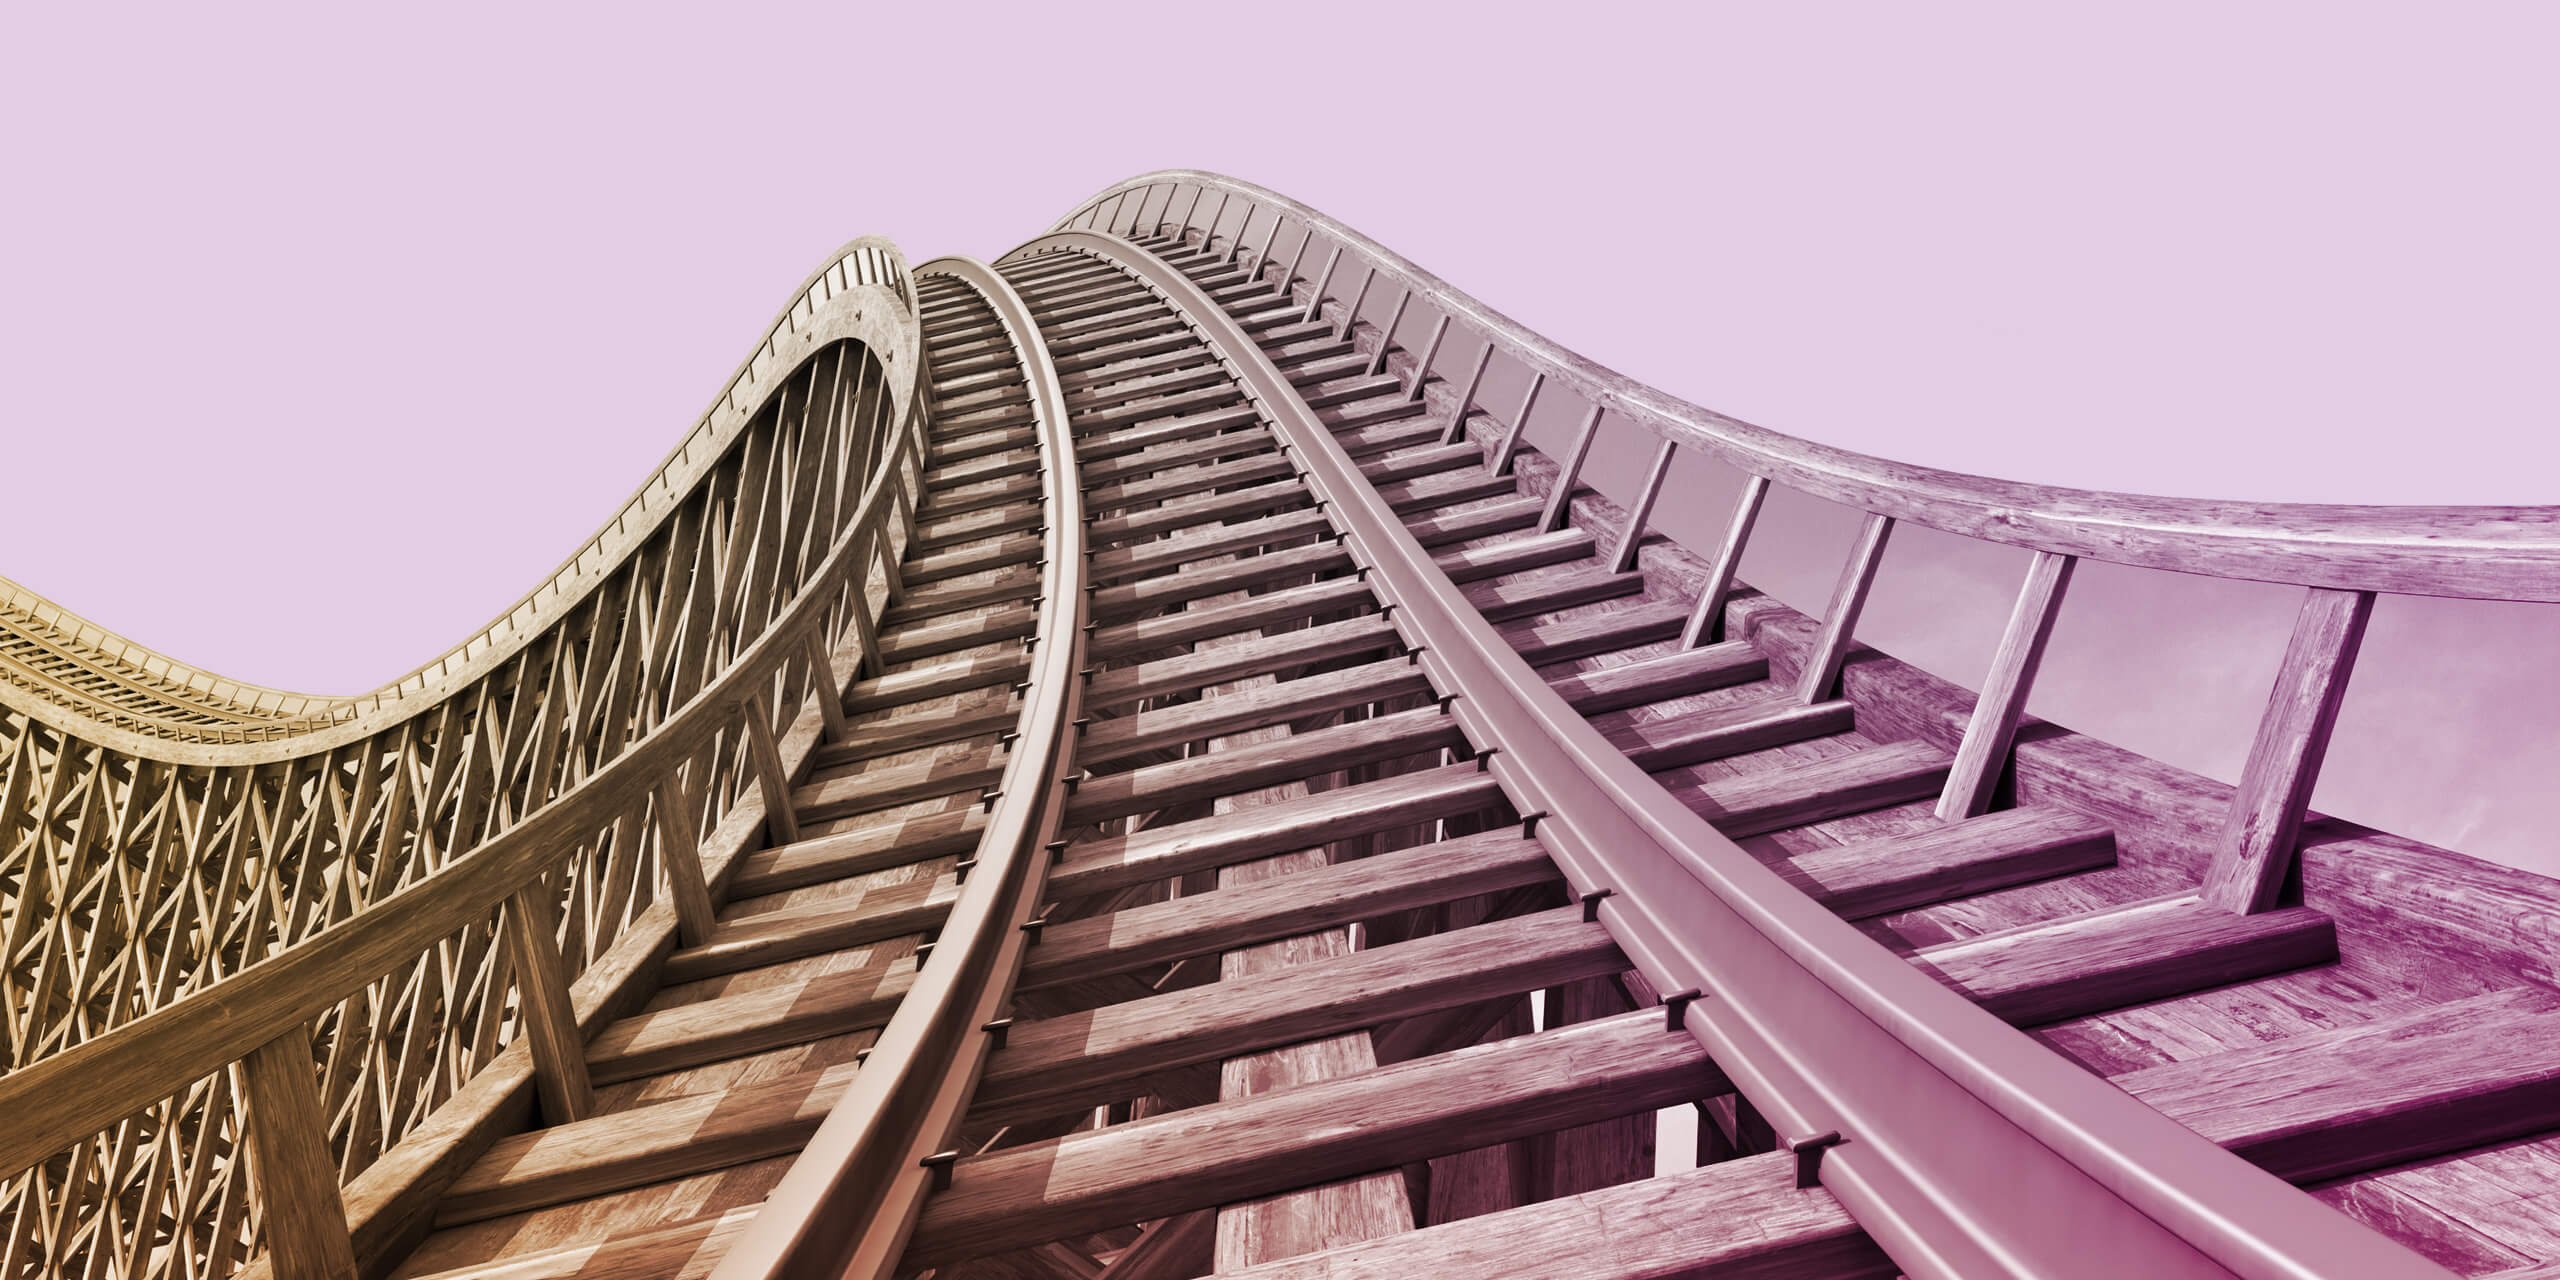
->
[1055, 173, 2560, 604]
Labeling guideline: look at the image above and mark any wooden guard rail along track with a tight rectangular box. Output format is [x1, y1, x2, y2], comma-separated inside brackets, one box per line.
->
[6, 175, 2560, 1280]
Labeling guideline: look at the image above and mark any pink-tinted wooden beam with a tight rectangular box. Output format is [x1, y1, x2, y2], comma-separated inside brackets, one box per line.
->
[1680, 474, 1769, 649]
[1936, 551, 2078, 820]
[1794, 513, 1895, 704]
[2199, 587, 2376, 913]
[1609, 438, 1679, 574]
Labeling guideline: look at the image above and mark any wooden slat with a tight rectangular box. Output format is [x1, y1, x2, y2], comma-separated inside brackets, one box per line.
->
[1019, 830, 1559, 995]
[240, 1026, 359, 1280]
[1460, 566, 1642, 624]
[1089, 507, 1335, 583]
[841, 648, 1031, 715]
[1079, 660, 1435, 770]
[1217, 1151, 1889, 1280]
[1668, 740, 1951, 838]
[1938, 551, 2077, 820]
[1043, 763, 1506, 913]
[1088, 578, 1375, 664]
[1775, 807, 2115, 921]
[793, 747, 1005, 823]
[1545, 641, 1767, 716]
[1087, 541, 1352, 624]
[1500, 601, 1686, 669]
[661, 871, 954, 985]
[2125, 985, 2560, 1185]
[1604, 696, 1855, 773]
[727, 805, 984, 898]
[904, 1009, 1722, 1269]
[1061, 708, 1468, 827]
[972, 908, 1625, 1126]
[1088, 614, 1401, 708]
[2200, 587, 2376, 913]
[1914, 894, 2336, 1026]
[585, 952, 912, 1084]
[400, 1206, 758, 1280]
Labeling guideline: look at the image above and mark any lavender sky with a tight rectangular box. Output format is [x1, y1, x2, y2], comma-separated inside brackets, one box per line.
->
[2, 5, 2552, 871]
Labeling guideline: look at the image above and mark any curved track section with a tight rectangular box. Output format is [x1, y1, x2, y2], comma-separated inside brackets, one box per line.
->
[12, 174, 2560, 1280]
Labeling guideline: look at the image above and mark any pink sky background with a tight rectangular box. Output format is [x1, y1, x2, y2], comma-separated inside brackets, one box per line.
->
[2, 5, 2553, 872]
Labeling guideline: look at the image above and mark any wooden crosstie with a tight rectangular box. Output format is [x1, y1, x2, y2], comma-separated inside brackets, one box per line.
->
[3, 175, 2557, 1280]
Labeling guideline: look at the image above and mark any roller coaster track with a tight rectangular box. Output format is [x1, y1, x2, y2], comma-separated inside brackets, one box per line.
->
[6, 173, 2560, 1280]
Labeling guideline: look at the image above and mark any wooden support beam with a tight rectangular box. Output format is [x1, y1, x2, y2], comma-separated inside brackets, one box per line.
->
[1669, 740, 1950, 838]
[1681, 473, 1770, 648]
[1088, 614, 1400, 707]
[1545, 641, 1768, 717]
[650, 777, 717, 950]
[1079, 660, 1435, 770]
[740, 692, 801, 846]
[241, 1025, 359, 1280]
[2199, 587, 2376, 913]
[1501, 601, 1687, 669]
[1062, 708, 1468, 827]
[1044, 763, 1506, 903]
[727, 805, 984, 899]
[1019, 830, 1559, 996]
[2125, 985, 2560, 1185]
[1217, 1152, 1890, 1280]
[1775, 807, 2115, 921]
[499, 885, 594, 1123]
[1913, 894, 2335, 1026]
[904, 1009, 1721, 1269]
[1937, 551, 2077, 820]
[1795, 512, 1895, 702]
[1088, 578, 1375, 663]
[661, 872, 954, 985]
[971, 908, 1625, 1126]
[1605, 696, 1856, 774]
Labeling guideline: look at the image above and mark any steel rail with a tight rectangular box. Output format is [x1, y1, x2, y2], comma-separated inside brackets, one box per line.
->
[709, 255, 1088, 1280]
[0, 292, 928, 1182]
[1056, 172, 2560, 604]
[0, 239, 918, 755]
[1007, 229, 2457, 1280]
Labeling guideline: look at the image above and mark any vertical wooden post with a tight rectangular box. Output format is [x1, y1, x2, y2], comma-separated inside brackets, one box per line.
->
[1682, 474, 1770, 649]
[741, 690, 802, 846]
[1300, 246, 1343, 325]
[239, 1025, 357, 1280]
[1794, 513, 1895, 703]
[1365, 290, 1412, 376]
[1489, 373, 1546, 477]
[2200, 588, 2375, 913]
[1937, 552, 2078, 820]
[806, 630, 849, 744]
[500, 884, 594, 1124]
[1536, 406, 1608, 534]
[1404, 313, 1452, 402]
[652, 773, 718, 948]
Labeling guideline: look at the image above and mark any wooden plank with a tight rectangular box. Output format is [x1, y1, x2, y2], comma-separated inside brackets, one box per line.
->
[2200, 587, 2376, 913]
[651, 777, 718, 951]
[1433, 528, 1597, 585]
[1088, 578, 1375, 664]
[1219, 1151, 1890, 1280]
[1668, 740, 1950, 838]
[740, 693, 801, 846]
[1021, 830, 1557, 995]
[877, 600, 1038, 665]
[1088, 614, 1400, 707]
[1062, 708, 1468, 827]
[1913, 894, 2336, 1026]
[1090, 507, 1336, 583]
[972, 908, 1625, 1126]
[1500, 601, 1686, 669]
[1095, 1212, 1215, 1280]
[1460, 566, 1643, 624]
[1775, 806, 2115, 921]
[1085, 452, 1297, 517]
[1545, 641, 1767, 716]
[903, 1009, 1722, 1269]
[660, 871, 954, 985]
[1079, 660, 1435, 770]
[1405, 496, 1542, 549]
[2124, 985, 2560, 1185]
[1528, 976, 1653, 1204]
[1937, 551, 2077, 819]
[400, 1206, 757, 1280]
[240, 1025, 359, 1280]
[841, 649, 1031, 715]
[1044, 763, 1506, 903]
[1087, 481, 1314, 549]
[435, 1058, 863, 1225]
[726, 805, 984, 898]
[792, 747, 1005, 823]
[584, 954, 913, 1084]
[1088, 541, 1353, 624]
[1604, 697, 1855, 773]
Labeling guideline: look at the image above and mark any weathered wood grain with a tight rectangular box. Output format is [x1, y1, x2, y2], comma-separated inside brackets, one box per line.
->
[240, 1026, 359, 1280]
[2199, 587, 2375, 913]
[1777, 806, 2115, 921]
[1937, 550, 2076, 820]
[1914, 895, 2336, 1025]
[904, 1010, 1722, 1268]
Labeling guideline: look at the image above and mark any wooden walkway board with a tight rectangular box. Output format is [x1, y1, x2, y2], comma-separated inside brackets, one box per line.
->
[906, 1010, 1722, 1268]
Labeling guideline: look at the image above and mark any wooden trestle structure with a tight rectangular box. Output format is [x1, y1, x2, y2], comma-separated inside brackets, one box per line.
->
[6, 173, 2560, 1280]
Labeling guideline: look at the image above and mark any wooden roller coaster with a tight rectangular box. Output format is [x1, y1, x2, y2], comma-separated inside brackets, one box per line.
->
[5, 173, 2559, 1279]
